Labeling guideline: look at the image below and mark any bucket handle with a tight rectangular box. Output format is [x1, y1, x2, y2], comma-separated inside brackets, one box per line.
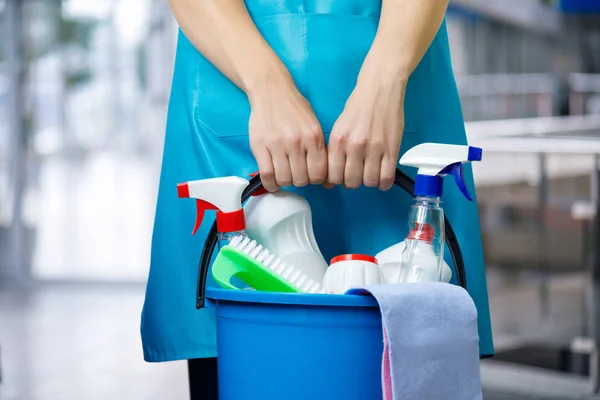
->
[196, 168, 467, 309]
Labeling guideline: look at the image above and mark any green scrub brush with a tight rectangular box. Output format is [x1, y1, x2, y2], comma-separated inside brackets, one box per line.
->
[212, 234, 326, 294]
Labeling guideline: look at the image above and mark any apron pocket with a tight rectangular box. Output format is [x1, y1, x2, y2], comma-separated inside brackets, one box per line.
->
[193, 55, 252, 138]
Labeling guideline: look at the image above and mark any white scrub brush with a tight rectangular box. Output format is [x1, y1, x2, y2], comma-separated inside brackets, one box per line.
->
[212, 234, 326, 294]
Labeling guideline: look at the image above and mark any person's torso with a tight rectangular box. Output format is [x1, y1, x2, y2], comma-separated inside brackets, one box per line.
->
[143, 0, 494, 361]
[190, 0, 434, 141]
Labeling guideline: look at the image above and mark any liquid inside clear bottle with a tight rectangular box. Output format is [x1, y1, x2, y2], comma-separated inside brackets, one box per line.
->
[397, 197, 445, 283]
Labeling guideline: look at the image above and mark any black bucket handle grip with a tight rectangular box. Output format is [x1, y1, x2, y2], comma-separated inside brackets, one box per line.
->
[196, 168, 467, 309]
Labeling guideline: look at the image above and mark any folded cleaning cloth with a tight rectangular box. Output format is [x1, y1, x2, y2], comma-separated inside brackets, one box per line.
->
[347, 283, 482, 400]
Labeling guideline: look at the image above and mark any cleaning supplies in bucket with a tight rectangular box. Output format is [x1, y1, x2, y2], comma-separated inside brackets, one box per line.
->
[323, 254, 385, 294]
[183, 143, 480, 297]
[177, 176, 325, 293]
[391, 143, 482, 283]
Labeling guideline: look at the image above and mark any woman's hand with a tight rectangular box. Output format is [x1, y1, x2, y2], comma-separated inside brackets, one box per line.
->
[248, 75, 328, 192]
[325, 0, 448, 191]
[168, 0, 327, 193]
[326, 64, 407, 191]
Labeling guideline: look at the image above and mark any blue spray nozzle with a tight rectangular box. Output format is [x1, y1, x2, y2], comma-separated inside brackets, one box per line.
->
[468, 146, 483, 162]
[400, 143, 482, 201]
[414, 175, 443, 197]
[440, 163, 473, 201]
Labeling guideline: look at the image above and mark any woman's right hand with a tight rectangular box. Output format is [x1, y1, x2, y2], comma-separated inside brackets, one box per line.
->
[248, 76, 328, 192]
[170, 0, 326, 192]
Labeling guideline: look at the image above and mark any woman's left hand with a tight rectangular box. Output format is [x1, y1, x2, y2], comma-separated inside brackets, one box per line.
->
[326, 63, 407, 191]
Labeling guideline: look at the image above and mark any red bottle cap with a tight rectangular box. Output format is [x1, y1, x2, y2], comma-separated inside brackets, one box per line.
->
[215, 209, 246, 233]
[330, 254, 378, 265]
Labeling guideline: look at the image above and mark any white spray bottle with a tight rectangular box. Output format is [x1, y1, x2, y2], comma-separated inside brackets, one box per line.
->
[177, 176, 250, 248]
[376, 143, 482, 283]
[243, 175, 328, 285]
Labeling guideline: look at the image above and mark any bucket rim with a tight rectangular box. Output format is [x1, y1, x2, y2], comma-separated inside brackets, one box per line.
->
[206, 287, 379, 308]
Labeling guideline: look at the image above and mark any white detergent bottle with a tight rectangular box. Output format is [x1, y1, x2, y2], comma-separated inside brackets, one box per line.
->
[376, 241, 453, 283]
[244, 188, 328, 285]
[177, 176, 250, 248]
[391, 143, 482, 283]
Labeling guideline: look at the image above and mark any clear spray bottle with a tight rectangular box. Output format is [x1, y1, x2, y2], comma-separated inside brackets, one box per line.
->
[397, 144, 482, 283]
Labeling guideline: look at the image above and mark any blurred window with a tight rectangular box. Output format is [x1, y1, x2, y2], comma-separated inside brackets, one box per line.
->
[12, 0, 176, 282]
[0, 0, 10, 230]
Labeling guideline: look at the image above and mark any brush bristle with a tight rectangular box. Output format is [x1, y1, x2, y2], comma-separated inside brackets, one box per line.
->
[229, 234, 325, 294]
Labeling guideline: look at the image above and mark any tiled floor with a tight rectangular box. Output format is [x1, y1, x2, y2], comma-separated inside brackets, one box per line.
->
[0, 271, 598, 400]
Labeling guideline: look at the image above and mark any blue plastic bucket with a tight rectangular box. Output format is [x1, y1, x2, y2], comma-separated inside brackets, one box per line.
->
[206, 287, 384, 400]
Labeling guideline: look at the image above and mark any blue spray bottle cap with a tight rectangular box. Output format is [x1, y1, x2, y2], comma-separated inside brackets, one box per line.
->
[399, 143, 482, 200]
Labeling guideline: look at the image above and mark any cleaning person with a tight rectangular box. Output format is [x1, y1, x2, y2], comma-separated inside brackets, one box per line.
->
[141, 1, 494, 399]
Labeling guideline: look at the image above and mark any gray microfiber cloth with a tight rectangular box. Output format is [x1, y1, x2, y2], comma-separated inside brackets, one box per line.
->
[347, 283, 482, 400]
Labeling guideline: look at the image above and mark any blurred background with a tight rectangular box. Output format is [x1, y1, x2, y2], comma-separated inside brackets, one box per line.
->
[0, 0, 600, 399]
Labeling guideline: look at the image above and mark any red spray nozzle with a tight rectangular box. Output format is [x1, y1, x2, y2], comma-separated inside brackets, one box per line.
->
[177, 183, 190, 198]
[177, 177, 248, 235]
[192, 200, 219, 235]
[177, 182, 219, 235]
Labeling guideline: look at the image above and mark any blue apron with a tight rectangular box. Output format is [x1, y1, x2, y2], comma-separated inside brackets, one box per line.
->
[141, 0, 494, 362]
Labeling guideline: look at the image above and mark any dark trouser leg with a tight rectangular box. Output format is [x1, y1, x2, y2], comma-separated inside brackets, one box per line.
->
[188, 357, 218, 400]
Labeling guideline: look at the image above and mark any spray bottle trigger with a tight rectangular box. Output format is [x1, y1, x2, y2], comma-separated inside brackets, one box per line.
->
[450, 163, 473, 201]
[193, 199, 219, 235]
